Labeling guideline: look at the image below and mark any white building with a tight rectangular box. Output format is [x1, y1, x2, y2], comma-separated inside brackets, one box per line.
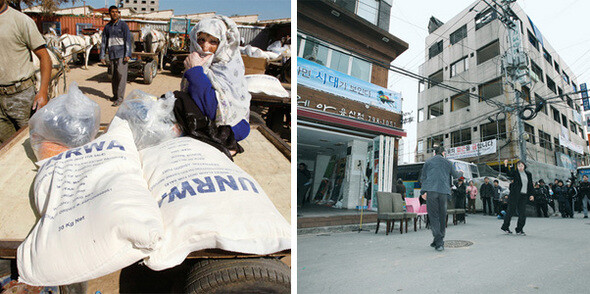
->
[118, 0, 159, 13]
[415, 0, 588, 172]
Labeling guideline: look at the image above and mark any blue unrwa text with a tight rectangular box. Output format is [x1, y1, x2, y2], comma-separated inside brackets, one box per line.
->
[159, 175, 260, 207]
[45, 140, 126, 164]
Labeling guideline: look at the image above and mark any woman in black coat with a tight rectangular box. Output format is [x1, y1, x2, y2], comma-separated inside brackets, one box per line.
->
[501, 159, 535, 235]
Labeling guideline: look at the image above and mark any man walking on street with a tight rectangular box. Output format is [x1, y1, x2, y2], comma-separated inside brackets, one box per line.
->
[100, 5, 132, 107]
[480, 177, 494, 215]
[420, 146, 462, 251]
[0, 0, 52, 144]
[579, 175, 590, 218]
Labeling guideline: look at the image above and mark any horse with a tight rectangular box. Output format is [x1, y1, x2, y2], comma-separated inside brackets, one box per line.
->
[32, 46, 67, 99]
[140, 26, 167, 70]
[43, 27, 59, 50]
[56, 32, 101, 69]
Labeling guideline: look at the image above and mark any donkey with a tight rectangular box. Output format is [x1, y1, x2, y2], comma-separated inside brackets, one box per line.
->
[140, 26, 167, 70]
[57, 32, 101, 69]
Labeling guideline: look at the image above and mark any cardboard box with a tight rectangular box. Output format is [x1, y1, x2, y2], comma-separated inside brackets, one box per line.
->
[242, 55, 268, 75]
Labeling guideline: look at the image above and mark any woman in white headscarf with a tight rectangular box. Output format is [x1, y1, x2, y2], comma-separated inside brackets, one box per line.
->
[180, 15, 251, 155]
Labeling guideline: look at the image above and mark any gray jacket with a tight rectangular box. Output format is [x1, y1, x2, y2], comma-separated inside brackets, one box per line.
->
[420, 155, 463, 195]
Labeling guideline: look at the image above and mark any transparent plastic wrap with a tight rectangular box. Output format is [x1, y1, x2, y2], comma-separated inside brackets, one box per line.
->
[115, 90, 181, 150]
[29, 82, 100, 160]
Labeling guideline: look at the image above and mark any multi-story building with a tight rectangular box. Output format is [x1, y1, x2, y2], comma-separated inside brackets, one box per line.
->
[118, 0, 159, 13]
[297, 0, 408, 210]
[416, 0, 588, 176]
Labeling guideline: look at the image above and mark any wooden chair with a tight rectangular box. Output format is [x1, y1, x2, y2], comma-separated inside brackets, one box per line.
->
[375, 192, 406, 235]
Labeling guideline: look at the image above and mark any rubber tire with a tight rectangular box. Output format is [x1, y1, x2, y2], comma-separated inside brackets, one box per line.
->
[144, 61, 155, 84]
[185, 258, 290, 294]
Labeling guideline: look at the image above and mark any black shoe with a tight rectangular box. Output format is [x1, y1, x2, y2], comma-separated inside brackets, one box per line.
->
[112, 100, 123, 107]
[435, 246, 444, 251]
[516, 231, 526, 236]
[430, 242, 436, 248]
[501, 228, 512, 234]
[584, 216, 588, 218]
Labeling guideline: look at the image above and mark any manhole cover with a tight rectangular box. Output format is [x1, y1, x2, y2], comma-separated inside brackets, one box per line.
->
[445, 240, 473, 248]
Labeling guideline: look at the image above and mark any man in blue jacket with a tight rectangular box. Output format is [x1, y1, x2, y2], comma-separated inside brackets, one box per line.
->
[100, 6, 132, 106]
[420, 146, 463, 251]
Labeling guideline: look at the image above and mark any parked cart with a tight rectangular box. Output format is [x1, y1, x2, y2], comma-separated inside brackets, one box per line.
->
[107, 30, 159, 84]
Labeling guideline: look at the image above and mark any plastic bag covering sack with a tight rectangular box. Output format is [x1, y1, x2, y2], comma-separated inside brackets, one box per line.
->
[239, 45, 280, 60]
[245, 75, 289, 98]
[141, 137, 291, 271]
[29, 82, 100, 160]
[17, 117, 164, 286]
[115, 90, 180, 150]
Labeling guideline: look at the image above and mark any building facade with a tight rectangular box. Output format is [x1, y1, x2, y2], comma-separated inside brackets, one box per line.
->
[118, 0, 159, 13]
[416, 1, 589, 174]
[297, 0, 408, 210]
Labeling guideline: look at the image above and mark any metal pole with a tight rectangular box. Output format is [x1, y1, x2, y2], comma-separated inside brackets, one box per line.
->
[497, 115, 501, 175]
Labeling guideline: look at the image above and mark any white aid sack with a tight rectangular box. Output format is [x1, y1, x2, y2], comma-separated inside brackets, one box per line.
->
[17, 117, 164, 286]
[141, 137, 291, 271]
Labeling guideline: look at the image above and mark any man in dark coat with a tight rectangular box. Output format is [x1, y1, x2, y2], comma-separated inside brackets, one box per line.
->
[396, 178, 406, 200]
[578, 175, 590, 218]
[480, 177, 494, 215]
[420, 146, 463, 251]
[534, 180, 550, 217]
[453, 177, 467, 222]
[501, 159, 534, 235]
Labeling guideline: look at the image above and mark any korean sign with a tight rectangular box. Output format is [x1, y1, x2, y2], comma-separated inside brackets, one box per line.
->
[445, 139, 497, 160]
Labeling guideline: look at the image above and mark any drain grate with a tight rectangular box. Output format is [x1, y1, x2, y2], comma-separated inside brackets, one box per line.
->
[445, 240, 473, 248]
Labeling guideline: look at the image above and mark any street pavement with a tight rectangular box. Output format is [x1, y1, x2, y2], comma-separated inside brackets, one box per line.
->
[298, 213, 590, 293]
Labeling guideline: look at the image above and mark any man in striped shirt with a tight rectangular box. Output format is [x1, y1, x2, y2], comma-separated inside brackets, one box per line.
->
[100, 6, 132, 107]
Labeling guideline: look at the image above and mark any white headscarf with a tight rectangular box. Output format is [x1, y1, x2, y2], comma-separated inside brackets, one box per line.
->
[187, 15, 251, 128]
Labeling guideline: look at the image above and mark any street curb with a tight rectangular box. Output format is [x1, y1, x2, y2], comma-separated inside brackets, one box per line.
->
[297, 223, 378, 235]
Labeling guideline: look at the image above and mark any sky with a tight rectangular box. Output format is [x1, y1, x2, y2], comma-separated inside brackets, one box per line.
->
[74, 0, 291, 20]
[388, 0, 590, 164]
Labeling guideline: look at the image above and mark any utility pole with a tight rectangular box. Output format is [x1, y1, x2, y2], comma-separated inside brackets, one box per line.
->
[486, 0, 530, 162]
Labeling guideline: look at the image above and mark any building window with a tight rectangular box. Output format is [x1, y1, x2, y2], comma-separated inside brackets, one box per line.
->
[475, 8, 497, 30]
[450, 25, 467, 45]
[450, 56, 468, 78]
[427, 134, 444, 153]
[356, 0, 379, 24]
[530, 60, 543, 83]
[576, 104, 581, 113]
[554, 61, 560, 73]
[429, 40, 443, 59]
[563, 71, 570, 85]
[479, 77, 503, 101]
[350, 57, 372, 82]
[554, 137, 562, 153]
[150, 8, 154, 11]
[570, 121, 578, 134]
[141, 7, 146, 11]
[567, 96, 573, 108]
[527, 30, 539, 50]
[522, 85, 530, 103]
[451, 92, 470, 111]
[558, 87, 563, 99]
[418, 81, 425, 93]
[572, 82, 578, 93]
[543, 48, 552, 64]
[477, 39, 500, 65]
[580, 127, 585, 138]
[417, 140, 424, 153]
[480, 119, 507, 141]
[451, 128, 471, 147]
[418, 108, 424, 122]
[336, 0, 390, 30]
[151, 0, 154, 3]
[535, 94, 547, 115]
[301, 35, 329, 66]
[552, 106, 560, 123]
[428, 100, 444, 119]
[562, 114, 568, 128]
[142, 0, 146, 3]
[428, 69, 443, 88]
[524, 123, 535, 143]
[539, 130, 552, 150]
[546, 75, 556, 94]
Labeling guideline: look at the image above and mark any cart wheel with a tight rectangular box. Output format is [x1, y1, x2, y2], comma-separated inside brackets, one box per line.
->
[144, 61, 156, 84]
[185, 258, 290, 294]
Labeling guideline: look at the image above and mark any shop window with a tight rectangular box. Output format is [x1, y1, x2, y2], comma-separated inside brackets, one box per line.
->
[527, 30, 539, 50]
[551, 106, 560, 123]
[418, 108, 424, 122]
[475, 8, 496, 30]
[477, 39, 500, 65]
[450, 56, 468, 78]
[450, 25, 467, 45]
[543, 48, 552, 64]
[428, 69, 443, 88]
[451, 92, 470, 111]
[539, 130, 552, 150]
[563, 71, 570, 85]
[521, 85, 530, 103]
[428, 100, 444, 119]
[427, 134, 444, 153]
[554, 61, 560, 73]
[546, 75, 556, 94]
[535, 94, 547, 115]
[429, 40, 443, 59]
[524, 123, 535, 143]
[478, 77, 503, 101]
[530, 60, 543, 83]
[480, 119, 506, 141]
[451, 128, 471, 147]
